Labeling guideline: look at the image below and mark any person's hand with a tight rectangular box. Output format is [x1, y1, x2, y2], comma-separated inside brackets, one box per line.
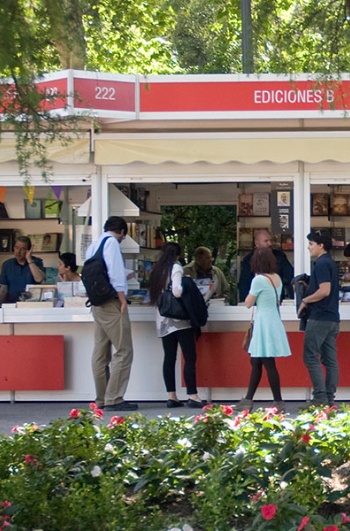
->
[120, 299, 128, 313]
[25, 246, 33, 263]
[297, 300, 307, 318]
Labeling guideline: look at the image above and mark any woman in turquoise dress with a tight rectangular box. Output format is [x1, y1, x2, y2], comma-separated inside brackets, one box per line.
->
[236, 247, 291, 413]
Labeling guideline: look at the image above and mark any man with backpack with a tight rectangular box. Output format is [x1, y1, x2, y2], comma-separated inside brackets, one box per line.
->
[84, 216, 137, 411]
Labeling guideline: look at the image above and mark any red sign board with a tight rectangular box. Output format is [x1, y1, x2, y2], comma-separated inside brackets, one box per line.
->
[73, 77, 135, 112]
[139, 78, 350, 114]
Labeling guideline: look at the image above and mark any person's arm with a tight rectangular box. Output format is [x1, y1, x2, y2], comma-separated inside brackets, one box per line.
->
[171, 264, 183, 298]
[26, 249, 45, 283]
[0, 285, 8, 305]
[103, 237, 129, 313]
[279, 253, 294, 286]
[297, 282, 330, 317]
[245, 293, 256, 309]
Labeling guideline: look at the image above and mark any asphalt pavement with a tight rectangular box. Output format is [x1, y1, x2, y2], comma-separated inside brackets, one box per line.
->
[0, 400, 314, 436]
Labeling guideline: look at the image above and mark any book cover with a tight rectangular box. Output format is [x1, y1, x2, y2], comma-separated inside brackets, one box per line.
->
[238, 228, 253, 250]
[238, 194, 254, 217]
[311, 193, 329, 216]
[44, 199, 62, 218]
[24, 199, 42, 219]
[281, 234, 294, 250]
[331, 227, 345, 248]
[331, 194, 349, 216]
[253, 193, 270, 216]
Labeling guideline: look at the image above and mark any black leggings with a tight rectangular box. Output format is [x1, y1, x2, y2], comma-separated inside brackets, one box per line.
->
[245, 357, 282, 402]
[161, 328, 197, 395]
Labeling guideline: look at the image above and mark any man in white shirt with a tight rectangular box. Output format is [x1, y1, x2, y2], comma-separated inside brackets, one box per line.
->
[85, 216, 137, 411]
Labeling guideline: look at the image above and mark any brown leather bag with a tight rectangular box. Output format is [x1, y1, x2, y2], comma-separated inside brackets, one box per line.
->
[242, 322, 253, 352]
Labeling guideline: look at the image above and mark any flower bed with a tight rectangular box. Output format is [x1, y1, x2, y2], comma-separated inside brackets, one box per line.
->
[1, 403, 350, 530]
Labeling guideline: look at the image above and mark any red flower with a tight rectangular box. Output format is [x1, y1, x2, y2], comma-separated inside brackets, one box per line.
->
[301, 433, 311, 444]
[202, 404, 213, 411]
[194, 414, 203, 422]
[69, 409, 81, 418]
[221, 405, 234, 416]
[298, 516, 310, 530]
[323, 526, 339, 531]
[89, 402, 97, 410]
[110, 416, 125, 425]
[0, 502, 11, 508]
[251, 491, 263, 502]
[24, 454, 38, 466]
[94, 408, 104, 418]
[342, 513, 350, 523]
[261, 504, 277, 520]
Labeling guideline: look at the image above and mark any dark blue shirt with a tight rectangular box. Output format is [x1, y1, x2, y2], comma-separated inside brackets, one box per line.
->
[0, 257, 44, 303]
[306, 253, 339, 322]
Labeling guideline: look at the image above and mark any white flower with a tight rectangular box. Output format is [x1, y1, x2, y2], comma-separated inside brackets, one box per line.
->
[104, 443, 114, 453]
[167, 528, 181, 531]
[183, 525, 194, 531]
[202, 452, 211, 461]
[177, 437, 192, 448]
[91, 465, 102, 477]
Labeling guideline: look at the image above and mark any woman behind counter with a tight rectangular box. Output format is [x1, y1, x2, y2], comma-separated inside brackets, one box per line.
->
[236, 247, 291, 413]
[57, 252, 81, 282]
[149, 242, 206, 409]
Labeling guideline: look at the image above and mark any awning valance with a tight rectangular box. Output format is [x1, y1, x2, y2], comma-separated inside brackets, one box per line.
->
[94, 133, 350, 165]
[0, 137, 90, 164]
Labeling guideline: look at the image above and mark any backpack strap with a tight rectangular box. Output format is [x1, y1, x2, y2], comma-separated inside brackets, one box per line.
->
[93, 236, 112, 259]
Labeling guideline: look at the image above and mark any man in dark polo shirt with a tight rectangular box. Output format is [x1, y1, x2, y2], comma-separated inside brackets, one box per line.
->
[0, 236, 45, 304]
[298, 230, 340, 406]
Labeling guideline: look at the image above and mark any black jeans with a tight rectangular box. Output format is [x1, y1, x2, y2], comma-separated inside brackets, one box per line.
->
[161, 328, 197, 395]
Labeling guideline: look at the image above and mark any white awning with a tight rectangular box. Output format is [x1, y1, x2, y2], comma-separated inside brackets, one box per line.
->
[94, 132, 350, 165]
[0, 136, 90, 164]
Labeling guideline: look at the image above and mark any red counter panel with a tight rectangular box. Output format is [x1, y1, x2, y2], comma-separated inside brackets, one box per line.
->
[0, 336, 64, 390]
[191, 332, 350, 388]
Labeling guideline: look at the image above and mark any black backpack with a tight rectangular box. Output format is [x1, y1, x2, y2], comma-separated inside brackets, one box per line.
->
[81, 237, 117, 307]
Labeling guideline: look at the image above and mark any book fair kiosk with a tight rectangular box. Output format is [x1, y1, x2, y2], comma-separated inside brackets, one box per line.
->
[1, 70, 350, 403]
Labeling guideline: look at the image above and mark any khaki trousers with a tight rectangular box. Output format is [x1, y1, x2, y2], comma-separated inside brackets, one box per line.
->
[91, 299, 133, 407]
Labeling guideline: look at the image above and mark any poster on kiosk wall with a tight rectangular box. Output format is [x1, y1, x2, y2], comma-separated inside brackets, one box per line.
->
[271, 184, 294, 236]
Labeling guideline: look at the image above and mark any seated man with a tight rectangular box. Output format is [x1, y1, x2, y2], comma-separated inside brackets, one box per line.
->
[238, 229, 294, 302]
[183, 246, 230, 301]
[0, 236, 45, 304]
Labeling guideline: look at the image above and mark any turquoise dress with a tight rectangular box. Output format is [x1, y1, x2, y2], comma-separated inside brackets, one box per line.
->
[248, 274, 291, 358]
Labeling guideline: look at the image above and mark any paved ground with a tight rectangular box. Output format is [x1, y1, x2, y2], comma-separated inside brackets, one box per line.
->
[0, 400, 320, 436]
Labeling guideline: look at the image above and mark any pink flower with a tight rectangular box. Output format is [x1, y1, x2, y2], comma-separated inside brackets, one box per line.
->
[323, 526, 339, 531]
[10, 426, 18, 433]
[194, 414, 203, 422]
[342, 513, 350, 524]
[25, 454, 38, 466]
[202, 404, 213, 411]
[0, 502, 11, 508]
[301, 433, 311, 444]
[109, 416, 125, 425]
[69, 409, 81, 418]
[221, 405, 234, 416]
[298, 516, 310, 530]
[263, 407, 278, 420]
[94, 408, 104, 418]
[241, 410, 250, 418]
[261, 504, 277, 520]
[251, 491, 263, 502]
[89, 402, 97, 410]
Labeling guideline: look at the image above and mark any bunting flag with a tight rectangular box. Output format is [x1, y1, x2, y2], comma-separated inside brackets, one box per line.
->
[0, 187, 7, 203]
[51, 186, 62, 200]
[23, 185, 35, 204]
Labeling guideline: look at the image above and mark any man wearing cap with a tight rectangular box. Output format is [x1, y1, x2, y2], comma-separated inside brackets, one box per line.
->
[298, 230, 339, 407]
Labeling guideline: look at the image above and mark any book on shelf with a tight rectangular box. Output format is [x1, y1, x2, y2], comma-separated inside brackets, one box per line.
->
[281, 234, 294, 250]
[24, 199, 42, 219]
[331, 227, 345, 249]
[238, 194, 254, 217]
[311, 193, 329, 216]
[27, 233, 60, 252]
[253, 192, 270, 216]
[330, 194, 349, 216]
[238, 228, 253, 250]
[44, 199, 62, 218]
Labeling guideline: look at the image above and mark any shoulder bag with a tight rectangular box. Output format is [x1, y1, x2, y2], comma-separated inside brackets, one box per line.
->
[242, 306, 254, 352]
[157, 276, 190, 321]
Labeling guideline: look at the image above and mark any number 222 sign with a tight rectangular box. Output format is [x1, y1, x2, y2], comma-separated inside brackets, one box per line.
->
[73, 77, 135, 112]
